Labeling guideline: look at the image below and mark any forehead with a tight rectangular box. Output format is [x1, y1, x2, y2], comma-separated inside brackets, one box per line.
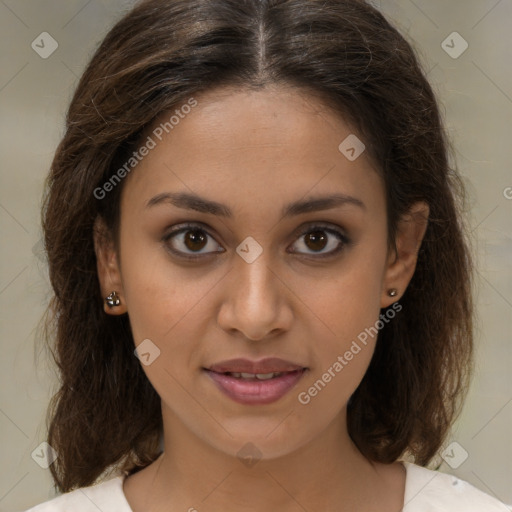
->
[121, 85, 384, 217]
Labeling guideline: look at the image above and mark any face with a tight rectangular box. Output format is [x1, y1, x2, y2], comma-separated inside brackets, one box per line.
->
[95, 85, 428, 461]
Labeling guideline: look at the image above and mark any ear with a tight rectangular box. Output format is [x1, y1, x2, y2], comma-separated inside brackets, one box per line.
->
[381, 201, 429, 308]
[93, 216, 127, 315]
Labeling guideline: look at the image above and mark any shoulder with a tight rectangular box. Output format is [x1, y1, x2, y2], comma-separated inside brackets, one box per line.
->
[24, 475, 132, 512]
[403, 462, 511, 511]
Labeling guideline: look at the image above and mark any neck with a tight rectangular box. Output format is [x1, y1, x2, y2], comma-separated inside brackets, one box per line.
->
[132, 404, 404, 512]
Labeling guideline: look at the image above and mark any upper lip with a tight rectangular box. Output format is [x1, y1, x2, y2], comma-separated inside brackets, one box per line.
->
[206, 358, 306, 374]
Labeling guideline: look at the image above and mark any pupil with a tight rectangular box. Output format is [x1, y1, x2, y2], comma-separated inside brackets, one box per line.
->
[306, 231, 327, 251]
[185, 230, 207, 251]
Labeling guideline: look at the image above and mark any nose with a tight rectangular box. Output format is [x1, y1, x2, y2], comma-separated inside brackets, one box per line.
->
[216, 251, 293, 341]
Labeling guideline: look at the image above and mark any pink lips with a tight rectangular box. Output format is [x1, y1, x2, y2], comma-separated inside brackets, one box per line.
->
[204, 357, 307, 405]
[207, 357, 305, 374]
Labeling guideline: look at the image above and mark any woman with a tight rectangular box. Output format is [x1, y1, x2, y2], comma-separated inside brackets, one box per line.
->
[26, 0, 509, 510]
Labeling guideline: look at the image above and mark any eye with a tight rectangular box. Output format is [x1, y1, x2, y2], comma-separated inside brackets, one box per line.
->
[289, 224, 350, 258]
[162, 223, 224, 259]
[162, 222, 350, 261]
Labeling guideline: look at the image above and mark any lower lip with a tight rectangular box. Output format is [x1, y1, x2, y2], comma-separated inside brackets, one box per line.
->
[204, 369, 307, 405]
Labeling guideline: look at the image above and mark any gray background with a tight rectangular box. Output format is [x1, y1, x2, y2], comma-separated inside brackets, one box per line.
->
[0, 0, 511, 510]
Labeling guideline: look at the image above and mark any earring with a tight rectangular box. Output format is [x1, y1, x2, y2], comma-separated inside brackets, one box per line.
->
[388, 288, 398, 297]
[105, 291, 121, 307]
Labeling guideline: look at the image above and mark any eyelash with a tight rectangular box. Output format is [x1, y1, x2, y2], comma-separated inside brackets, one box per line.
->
[161, 222, 351, 261]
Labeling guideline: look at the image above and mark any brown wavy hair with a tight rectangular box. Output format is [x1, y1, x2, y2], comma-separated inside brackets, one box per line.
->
[40, 0, 474, 493]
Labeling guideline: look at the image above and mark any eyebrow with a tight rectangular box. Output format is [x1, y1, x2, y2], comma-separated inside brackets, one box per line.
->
[145, 191, 366, 218]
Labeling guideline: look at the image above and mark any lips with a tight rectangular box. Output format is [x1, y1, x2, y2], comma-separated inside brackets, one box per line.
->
[203, 357, 308, 404]
[206, 357, 306, 375]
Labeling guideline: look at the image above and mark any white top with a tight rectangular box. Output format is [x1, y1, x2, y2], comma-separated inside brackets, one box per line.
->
[24, 462, 511, 511]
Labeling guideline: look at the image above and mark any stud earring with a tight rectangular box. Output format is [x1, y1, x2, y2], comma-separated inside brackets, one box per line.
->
[388, 288, 398, 297]
[105, 291, 121, 307]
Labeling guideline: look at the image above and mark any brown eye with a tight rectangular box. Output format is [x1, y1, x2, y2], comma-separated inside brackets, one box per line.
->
[290, 224, 349, 258]
[163, 222, 349, 261]
[163, 223, 224, 259]
[304, 230, 328, 252]
[183, 229, 208, 252]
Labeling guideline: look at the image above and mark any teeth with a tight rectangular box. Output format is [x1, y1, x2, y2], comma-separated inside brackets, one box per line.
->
[254, 372, 280, 380]
[227, 372, 282, 380]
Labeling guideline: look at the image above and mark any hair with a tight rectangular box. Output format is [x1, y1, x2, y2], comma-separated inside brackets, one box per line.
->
[40, 0, 474, 493]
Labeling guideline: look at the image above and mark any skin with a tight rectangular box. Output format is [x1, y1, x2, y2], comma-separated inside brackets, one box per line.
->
[94, 84, 429, 512]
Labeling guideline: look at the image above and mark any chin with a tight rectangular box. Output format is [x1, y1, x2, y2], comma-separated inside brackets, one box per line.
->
[201, 416, 320, 462]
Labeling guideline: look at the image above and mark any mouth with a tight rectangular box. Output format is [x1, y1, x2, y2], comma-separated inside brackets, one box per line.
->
[209, 370, 295, 380]
[203, 367, 308, 405]
[206, 356, 307, 375]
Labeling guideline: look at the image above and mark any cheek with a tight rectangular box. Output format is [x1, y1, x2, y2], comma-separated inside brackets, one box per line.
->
[307, 256, 385, 347]
[295, 281, 381, 420]
[296, 250, 386, 401]
[118, 228, 191, 356]
[119, 244, 209, 407]
[119, 228, 226, 375]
